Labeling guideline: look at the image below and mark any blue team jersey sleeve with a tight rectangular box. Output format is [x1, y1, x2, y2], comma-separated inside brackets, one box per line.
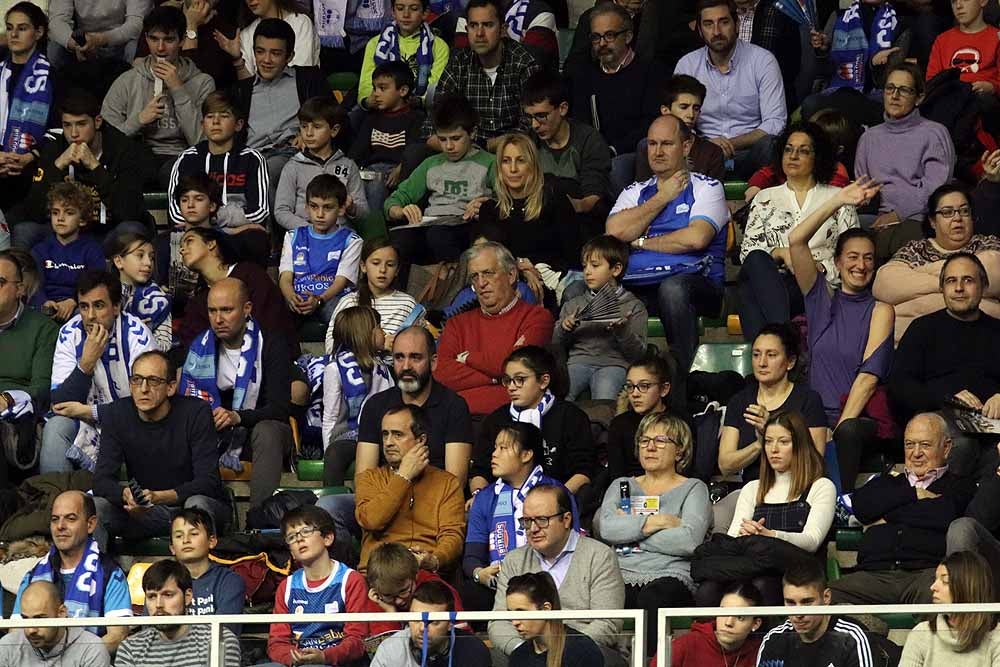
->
[104, 568, 134, 617]
[466, 490, 493, 544]
[10, 571, 30, 617]
[690, 174, 729, 232]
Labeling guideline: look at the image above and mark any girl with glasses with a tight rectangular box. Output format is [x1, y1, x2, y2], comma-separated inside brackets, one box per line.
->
[606, 355, 678, 481]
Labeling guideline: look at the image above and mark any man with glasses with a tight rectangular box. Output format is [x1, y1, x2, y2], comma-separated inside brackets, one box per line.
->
[434, 241, 554, 416]
[489, 483, 626, 664]
[0, 250, 58, 481]
[566, 1, 661, 193]
[828, 412, 975, 605]
[41, 270, 154, 474]
[91, 349, 230, 550]
[355, 404, 466, 573]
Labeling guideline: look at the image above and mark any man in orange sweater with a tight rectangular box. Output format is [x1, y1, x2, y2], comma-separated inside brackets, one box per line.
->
[355, 404, 466, 572]
[434, 241, 555, 415]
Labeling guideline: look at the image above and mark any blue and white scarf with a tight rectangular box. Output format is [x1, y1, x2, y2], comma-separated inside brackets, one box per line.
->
[0, 49, 52, 154]
[489, 464, 546, 562]
[180, 318, 263, 469]
[123, 282, 171, 334]
[504, 0, 529, 40]
[28, 538, 106, 623]
[315, 0, 349, 48]
[828, 1, 897, 92]
[508, 389, 555, 429]
[333, 347, 370, 438]
[373, 22, 436, 96]
[345, 0, 391, 50]
[297, 352, 329, 431]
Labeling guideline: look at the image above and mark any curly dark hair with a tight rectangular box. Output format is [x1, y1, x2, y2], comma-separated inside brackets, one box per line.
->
[771, 121, 836, 185]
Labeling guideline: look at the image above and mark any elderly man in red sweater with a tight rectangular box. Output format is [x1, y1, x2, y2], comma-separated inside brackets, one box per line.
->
[434, 242, 555, 415]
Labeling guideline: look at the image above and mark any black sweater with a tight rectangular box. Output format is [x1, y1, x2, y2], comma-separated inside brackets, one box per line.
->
[348, 105, 425, 168]
[567, 57, 661, 155]
[93, 396, 228, 506]
[888, 309, 1000, 420]
[852, 471, 974, 571]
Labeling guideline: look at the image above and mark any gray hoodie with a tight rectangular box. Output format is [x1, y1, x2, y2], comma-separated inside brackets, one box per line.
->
[274, 148, 369, 231]
[100, 55, 215, 157]
[551, 285, 648, 368]
[0, 627, 110, 666]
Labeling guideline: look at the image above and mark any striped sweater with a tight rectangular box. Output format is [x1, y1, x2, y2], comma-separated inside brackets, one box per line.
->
[114, 624, 241, 667]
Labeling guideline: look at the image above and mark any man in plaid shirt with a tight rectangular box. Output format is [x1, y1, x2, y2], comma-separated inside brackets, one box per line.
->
[424, 0, 540, 150]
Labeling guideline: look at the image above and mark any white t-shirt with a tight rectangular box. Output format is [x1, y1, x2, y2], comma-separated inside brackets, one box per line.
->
[483, 65, 499, 84]
[240, 12, 320, 75]
[216, 347, 243, 391]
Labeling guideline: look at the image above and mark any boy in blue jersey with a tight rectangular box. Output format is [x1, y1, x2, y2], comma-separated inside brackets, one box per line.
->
[267, 505, 373, 666]
[278, 174, 363, 326]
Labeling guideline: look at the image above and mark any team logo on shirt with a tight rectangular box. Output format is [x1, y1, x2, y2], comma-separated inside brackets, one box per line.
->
[327, 250, 343, 262]
[952, 47, 982, 73]
[675, 203, 690, 214]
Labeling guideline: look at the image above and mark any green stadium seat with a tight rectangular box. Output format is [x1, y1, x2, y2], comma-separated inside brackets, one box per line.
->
[647, 317, 665, 338]
[557, 28, 575, 65]
[327, 72, 359, 92]
[276, 486, 351, 497]
[297, 459, 324, 482]
[835, 528, 863, 552]
[690, 342, 751, 376]
[355, 208, 388, 241]
[723, 181, 749, 201]
[143, 192, 169, 210]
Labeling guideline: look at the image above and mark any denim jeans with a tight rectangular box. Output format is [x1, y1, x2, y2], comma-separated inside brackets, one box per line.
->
[639, 273, 723, 375]
[39, 415, 78, 474]
[360, 161, 395, 218]
[737, 249, 804, 342]
[566, 363, 627, 401]
[316, 493, 360, 542]
[93, 493, 231, 551]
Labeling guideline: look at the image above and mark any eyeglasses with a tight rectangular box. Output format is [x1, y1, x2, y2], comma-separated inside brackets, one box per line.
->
[885, 84, 917, 98]
[588, 28, 628, 43]
[374, 580, 415, 604]
[500, 374, 533, 388]
[783, 145, 814, 157]
[934, 205, 972, 219]
[624, 381, 660, 394]
[284, 525, 318, 544]
[469, 269, 499, 285]
[0, 277, 22, 289]
[637, 435, 677, 449]
[517, 513, 566, 529]
[527, 110, 555, 122]
[128, 374, 170, 388]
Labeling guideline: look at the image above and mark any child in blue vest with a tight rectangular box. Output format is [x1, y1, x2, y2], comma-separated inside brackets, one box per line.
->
[278, 174, 363, 326]
[267, 505, 373, 666]
[30, 181, 105, 322]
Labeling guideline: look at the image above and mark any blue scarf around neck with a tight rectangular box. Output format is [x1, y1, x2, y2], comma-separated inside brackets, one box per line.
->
[828, 1, 897, 92]
[504, 0, 529, 40]
[0, 49, 52, 153]
[373, 22, 435, 96]
[334, 346, 369, 437]
[489, 464, 546, 562]
[29, 538, 106, 622]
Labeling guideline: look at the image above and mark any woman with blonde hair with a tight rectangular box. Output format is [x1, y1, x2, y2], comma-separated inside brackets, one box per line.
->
[321, 306, 394, 485]
[900, 551, 1000, 665]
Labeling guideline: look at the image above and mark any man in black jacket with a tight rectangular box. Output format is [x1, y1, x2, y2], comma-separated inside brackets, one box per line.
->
[8, 89, 156, 250]
[829, 412, 975, 605]
[948, 441, 1000, 574]
[179, 277, 291, 509]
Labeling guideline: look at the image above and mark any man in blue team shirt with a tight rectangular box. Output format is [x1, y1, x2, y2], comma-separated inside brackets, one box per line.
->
[606, 114, 729, 393]
[12, 490, 133, 654]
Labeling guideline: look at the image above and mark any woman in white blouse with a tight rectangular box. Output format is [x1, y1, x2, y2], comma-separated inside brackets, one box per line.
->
[236, 0, 320, 75]
[737, 122, 859, 342]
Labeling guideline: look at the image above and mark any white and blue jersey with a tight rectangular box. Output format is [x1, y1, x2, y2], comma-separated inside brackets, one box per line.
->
[285, 561, 352, 651]
[282, 226, 363, 298]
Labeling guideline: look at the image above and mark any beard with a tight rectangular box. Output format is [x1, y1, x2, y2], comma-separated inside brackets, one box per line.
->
[397, 368, 430, 394]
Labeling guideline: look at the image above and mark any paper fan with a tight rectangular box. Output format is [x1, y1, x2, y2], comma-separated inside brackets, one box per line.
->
[576, 283, 622, 322]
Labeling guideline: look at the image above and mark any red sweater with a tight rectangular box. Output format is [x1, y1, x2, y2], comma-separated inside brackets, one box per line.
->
[927, 26, 1000, 90]
[434, 298, 554, 415]
[268, 565, 376, 665]
[651, 621, 761, 667]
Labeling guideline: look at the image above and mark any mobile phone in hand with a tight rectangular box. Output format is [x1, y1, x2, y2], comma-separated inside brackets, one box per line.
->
[128, 478, 152, 507]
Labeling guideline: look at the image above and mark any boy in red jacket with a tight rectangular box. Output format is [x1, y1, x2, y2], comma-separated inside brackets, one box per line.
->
[927, 0, 1000, 97]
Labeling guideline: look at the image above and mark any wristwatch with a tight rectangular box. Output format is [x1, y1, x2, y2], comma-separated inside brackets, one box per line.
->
[185, 29, 198, 40]
[631, 236, 646, 249]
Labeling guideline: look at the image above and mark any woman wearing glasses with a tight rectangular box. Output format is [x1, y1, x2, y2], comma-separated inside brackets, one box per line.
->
[737, 122, 860, 343]
[597, 411, 710, 657]
[606, 355, 678, 481]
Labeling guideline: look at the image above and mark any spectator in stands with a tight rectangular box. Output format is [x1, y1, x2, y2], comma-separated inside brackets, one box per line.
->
[9, 89, 156, 251]
[656, 580, 763, 667]
[275, 98, 368, 232]
[167, 0, 239, 92]
[737, 122, 860, 342]
[607, 114, 729, 397]
[599, 411, 711, 656]
[263, 505, 370, 666]
[41, 270, 155, 474]
[636, 74, 726, 183]
[179, 226, 299, 357]
[234, 0, 318, 76]
[11, 490, 131, 652]
[434, 241, 554, 415]
[756, 559, 876, 667]
[91, 350, 231, 550]
[215, 18, 328, 209]
[178, 277, 292, 508]
[888, 253, 1000, 478]
[927, 0, 1000, 96]
[565, 0, 668, 71]
[101, 7, 215, 187]
[521, 70, 612, 230]
[0, 250, 58, 480]
[388, 94, 496, 265]
[553, 235, 647, 400]
[117, 560, 241, 667]
[490, 484, 626, 662]
[167, 90, 270, 239]
[108, 232, 173, 352]
[464, 422, 578, 610]
[567, 1, 661, 192]
[430, 0, 540, 148]
[854, 62, 954, 240]
[365, 541, 466, 623]
[326, 237, 422, 356]
[787, 178, 894, 493]
[278, 174, 363, 324]
[359, 0, 450, 102]
[0, 581, 111, 666]
[674, 0, 786, 178]
[0, 3, 52, 211]
[607, 355, 676, 480]
[350, 62, 426, 215]
[454, 0, 557, 69]
[829, 412, 976, 604]
[470, 346, 596, 498]
[875, 182, 1000, 342]
[30, 181, 105, 322]
[355, 404, 466, 572]
[371, 579, 490, 667]
[900, 550, 1000, 664]
[322, 306, 394, 484]
[731, 0, 801, 107]
[949, 443, 1000, 572]
[506, 571, 605, 667]
[471, 133, 580, 299]
[160, 173, 220, 303]
[169, 508, 245, 625]
[47, 0, 148, 69]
